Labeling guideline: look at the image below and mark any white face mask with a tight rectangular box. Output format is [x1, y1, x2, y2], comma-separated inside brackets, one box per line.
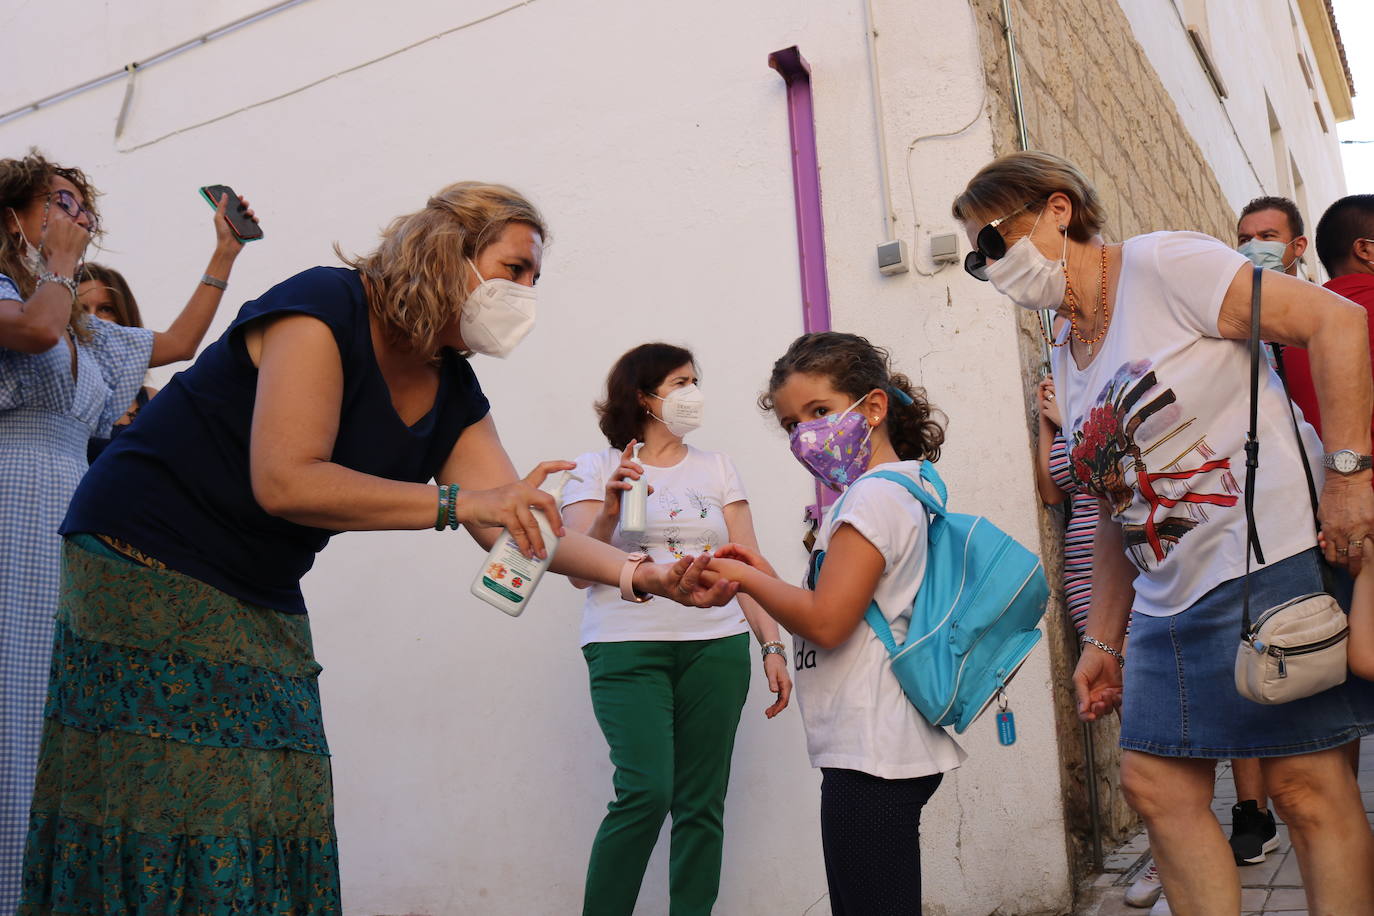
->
[8, 208, 44, 275]
[459, 259, 537, 358]
[984, 207, 1067, 311]
[650, 384, 704, 438]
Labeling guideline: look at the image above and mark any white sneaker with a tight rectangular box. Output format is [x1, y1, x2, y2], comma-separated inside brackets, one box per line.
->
[1124, 862, 1163, 908]
[1148, 894, 1171, 916]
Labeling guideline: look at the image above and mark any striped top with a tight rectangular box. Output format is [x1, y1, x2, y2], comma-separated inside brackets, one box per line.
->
[1048, 433, 1098, 635]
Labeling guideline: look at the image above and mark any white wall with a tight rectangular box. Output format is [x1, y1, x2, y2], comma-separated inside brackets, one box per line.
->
[0, 1, 1071, 913]
[1118, 0, 1348, 266]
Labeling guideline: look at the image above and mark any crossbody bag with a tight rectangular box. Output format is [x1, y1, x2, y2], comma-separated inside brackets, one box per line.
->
[1234, 265, 1349, 704]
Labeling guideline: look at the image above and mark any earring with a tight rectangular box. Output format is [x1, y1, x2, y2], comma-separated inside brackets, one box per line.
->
[1058, 225, 1067, 233]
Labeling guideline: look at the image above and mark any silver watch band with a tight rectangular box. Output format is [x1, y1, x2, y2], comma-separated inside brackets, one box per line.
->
[1321, 450, 1374, 473]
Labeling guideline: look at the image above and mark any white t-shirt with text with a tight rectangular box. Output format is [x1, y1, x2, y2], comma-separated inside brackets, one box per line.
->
[794, 460, 967, 779]
[565, 445, 752, 646]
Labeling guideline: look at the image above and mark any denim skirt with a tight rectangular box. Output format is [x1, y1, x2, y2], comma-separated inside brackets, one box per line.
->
[1120, 548, 1374, 758]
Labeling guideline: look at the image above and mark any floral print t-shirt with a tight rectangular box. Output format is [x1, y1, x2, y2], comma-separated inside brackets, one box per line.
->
[565, 445, 752, 645]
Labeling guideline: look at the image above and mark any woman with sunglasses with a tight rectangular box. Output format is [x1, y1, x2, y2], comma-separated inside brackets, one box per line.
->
[0, 149, 255, 909]
[953, 150, 1374, 913]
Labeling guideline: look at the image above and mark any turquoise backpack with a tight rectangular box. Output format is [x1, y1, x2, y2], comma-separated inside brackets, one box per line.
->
[809, 463, 1049, 734]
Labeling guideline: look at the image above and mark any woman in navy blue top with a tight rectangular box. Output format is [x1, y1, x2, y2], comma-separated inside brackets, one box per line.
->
[24, 182, 738, 915]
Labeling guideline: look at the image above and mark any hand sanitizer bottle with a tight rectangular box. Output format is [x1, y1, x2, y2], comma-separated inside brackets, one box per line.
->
[471, 471, 583, 617]
[620, 442, 649, 539]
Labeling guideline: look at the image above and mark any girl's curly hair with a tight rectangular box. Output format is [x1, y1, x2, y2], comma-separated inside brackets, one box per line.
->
[759, 331, 945, 462]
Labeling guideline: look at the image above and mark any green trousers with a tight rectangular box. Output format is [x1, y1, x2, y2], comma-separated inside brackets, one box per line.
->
[581, 634, 751, 916]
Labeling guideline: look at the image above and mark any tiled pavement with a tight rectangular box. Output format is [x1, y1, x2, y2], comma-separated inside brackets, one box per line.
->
[1074, 735, 1374, 915]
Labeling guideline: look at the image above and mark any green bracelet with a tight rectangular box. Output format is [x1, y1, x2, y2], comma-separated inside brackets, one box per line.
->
[446, 483, 462, 530]
[435, 484, 452, 531]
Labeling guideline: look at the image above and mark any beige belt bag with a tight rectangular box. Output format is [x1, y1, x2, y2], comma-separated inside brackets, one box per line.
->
[1233, 266, 1349, 707]
[1234, 592, 1348, 705]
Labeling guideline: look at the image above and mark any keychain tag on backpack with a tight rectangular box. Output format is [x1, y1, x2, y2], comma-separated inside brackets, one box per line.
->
[996, 691, 1017, 746]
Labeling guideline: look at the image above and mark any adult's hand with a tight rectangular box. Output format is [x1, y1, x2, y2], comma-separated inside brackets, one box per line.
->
[1318, 475, 1374, 576]
[212, 192, 258, 256]
[1038, 376, 1061, 428]
[635, 553, 739, 607]
[763, 653, 792, 718]
[41, 206, 92, 275]
[1072, 646, 1123, 722]
[454, 460, 576, 559]
[599, 440, 650, 523]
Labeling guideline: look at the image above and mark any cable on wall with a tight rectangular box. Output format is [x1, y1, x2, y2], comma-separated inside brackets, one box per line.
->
[0, 0, 315, 127]
[116, 0, 539, 153]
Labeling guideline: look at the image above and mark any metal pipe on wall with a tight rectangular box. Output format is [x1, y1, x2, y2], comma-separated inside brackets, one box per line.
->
[999, 0, 1105, 873]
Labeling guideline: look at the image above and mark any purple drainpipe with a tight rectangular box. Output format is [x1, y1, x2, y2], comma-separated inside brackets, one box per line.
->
[769, 45, 836, 520]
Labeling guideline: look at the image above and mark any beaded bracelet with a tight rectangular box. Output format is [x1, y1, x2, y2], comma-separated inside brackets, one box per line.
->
[445, 483, 462, 530]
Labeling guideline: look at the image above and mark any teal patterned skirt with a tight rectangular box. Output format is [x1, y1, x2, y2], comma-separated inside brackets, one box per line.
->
[20, 536, 340, 915]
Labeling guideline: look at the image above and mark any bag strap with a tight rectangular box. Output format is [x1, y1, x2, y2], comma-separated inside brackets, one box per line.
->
[1242, 265, 1265, 640]
[1268, 344, 1322, 528]
[867, 468, 948, 518]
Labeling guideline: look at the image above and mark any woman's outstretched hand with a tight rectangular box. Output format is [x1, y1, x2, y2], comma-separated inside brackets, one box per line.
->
[454, 460, 576, 559]
[635, 553, 739, 607]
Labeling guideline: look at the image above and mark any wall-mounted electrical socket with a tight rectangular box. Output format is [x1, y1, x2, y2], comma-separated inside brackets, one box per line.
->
[930, 232, 960, 264]
[877, 239, 909, 275]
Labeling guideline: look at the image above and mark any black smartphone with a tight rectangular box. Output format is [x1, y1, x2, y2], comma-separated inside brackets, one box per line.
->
[198, 185, 263, 242]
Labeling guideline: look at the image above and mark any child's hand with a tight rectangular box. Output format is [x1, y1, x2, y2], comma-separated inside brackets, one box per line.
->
[704, 556, 753, 584]
[714, 543, 778, 578]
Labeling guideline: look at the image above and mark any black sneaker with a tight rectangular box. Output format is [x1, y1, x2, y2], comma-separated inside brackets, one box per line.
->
[1229, 799, 1279, 865]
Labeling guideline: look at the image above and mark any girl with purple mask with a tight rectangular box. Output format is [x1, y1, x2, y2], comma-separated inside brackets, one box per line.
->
[705, 331, 965, 915]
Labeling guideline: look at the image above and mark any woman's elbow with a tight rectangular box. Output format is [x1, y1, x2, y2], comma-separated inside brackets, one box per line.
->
[1351, 653, 1374, 683]
[250, 468, 299, 518]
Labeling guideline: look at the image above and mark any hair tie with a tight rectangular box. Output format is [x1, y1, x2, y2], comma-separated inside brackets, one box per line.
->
[888, 385, 915, 406]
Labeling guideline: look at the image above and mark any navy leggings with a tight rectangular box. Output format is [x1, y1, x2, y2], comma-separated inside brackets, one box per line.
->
[819, 767, 944, 915]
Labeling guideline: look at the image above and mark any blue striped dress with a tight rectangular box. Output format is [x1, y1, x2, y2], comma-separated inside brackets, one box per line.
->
[1048, 432, 1099, 635]
[0, 272, 152, 911]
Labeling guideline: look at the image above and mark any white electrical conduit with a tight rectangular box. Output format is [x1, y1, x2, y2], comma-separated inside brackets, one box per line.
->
[0, 0, 315, 127]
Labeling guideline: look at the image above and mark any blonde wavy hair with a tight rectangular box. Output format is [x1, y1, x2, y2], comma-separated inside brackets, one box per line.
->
[1, 149, 101, 342]
[338, 182, 548, 354]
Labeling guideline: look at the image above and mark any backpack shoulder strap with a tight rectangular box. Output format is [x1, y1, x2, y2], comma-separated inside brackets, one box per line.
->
[865, 467, 947, 517]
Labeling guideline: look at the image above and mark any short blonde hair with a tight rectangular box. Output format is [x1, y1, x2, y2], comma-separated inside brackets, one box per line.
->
[951, 150, 1105, 242]
[339, 182, 548, 353]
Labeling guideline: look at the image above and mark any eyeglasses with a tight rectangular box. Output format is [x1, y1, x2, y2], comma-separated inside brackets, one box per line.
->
[963, 200, 1038, 281]
[49, 188, 98, 232]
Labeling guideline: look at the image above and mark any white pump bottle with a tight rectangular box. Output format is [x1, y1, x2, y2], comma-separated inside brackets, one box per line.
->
[620, 442, 649, 539]
[471, 471, 582, 617]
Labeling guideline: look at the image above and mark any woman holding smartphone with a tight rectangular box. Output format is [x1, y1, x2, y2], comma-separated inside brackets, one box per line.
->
[0, 150, 254, 910]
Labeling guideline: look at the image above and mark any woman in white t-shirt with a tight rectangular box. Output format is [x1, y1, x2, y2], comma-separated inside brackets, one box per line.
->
[563, 343, 791, 916]
[952, 150, 1374, 914]
[706, 331, 965, 915]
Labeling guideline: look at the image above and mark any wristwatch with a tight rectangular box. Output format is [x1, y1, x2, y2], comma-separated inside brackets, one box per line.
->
[619, 553, 652, 603]
[1322, 449, 1374, 475]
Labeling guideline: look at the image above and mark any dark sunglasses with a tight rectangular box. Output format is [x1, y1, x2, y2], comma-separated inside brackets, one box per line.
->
[50, 188, 98, 232]
[963, 201, 1038, 281]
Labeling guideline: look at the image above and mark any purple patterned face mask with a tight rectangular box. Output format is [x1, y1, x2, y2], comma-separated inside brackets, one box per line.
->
[788, 394, 875, 491]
